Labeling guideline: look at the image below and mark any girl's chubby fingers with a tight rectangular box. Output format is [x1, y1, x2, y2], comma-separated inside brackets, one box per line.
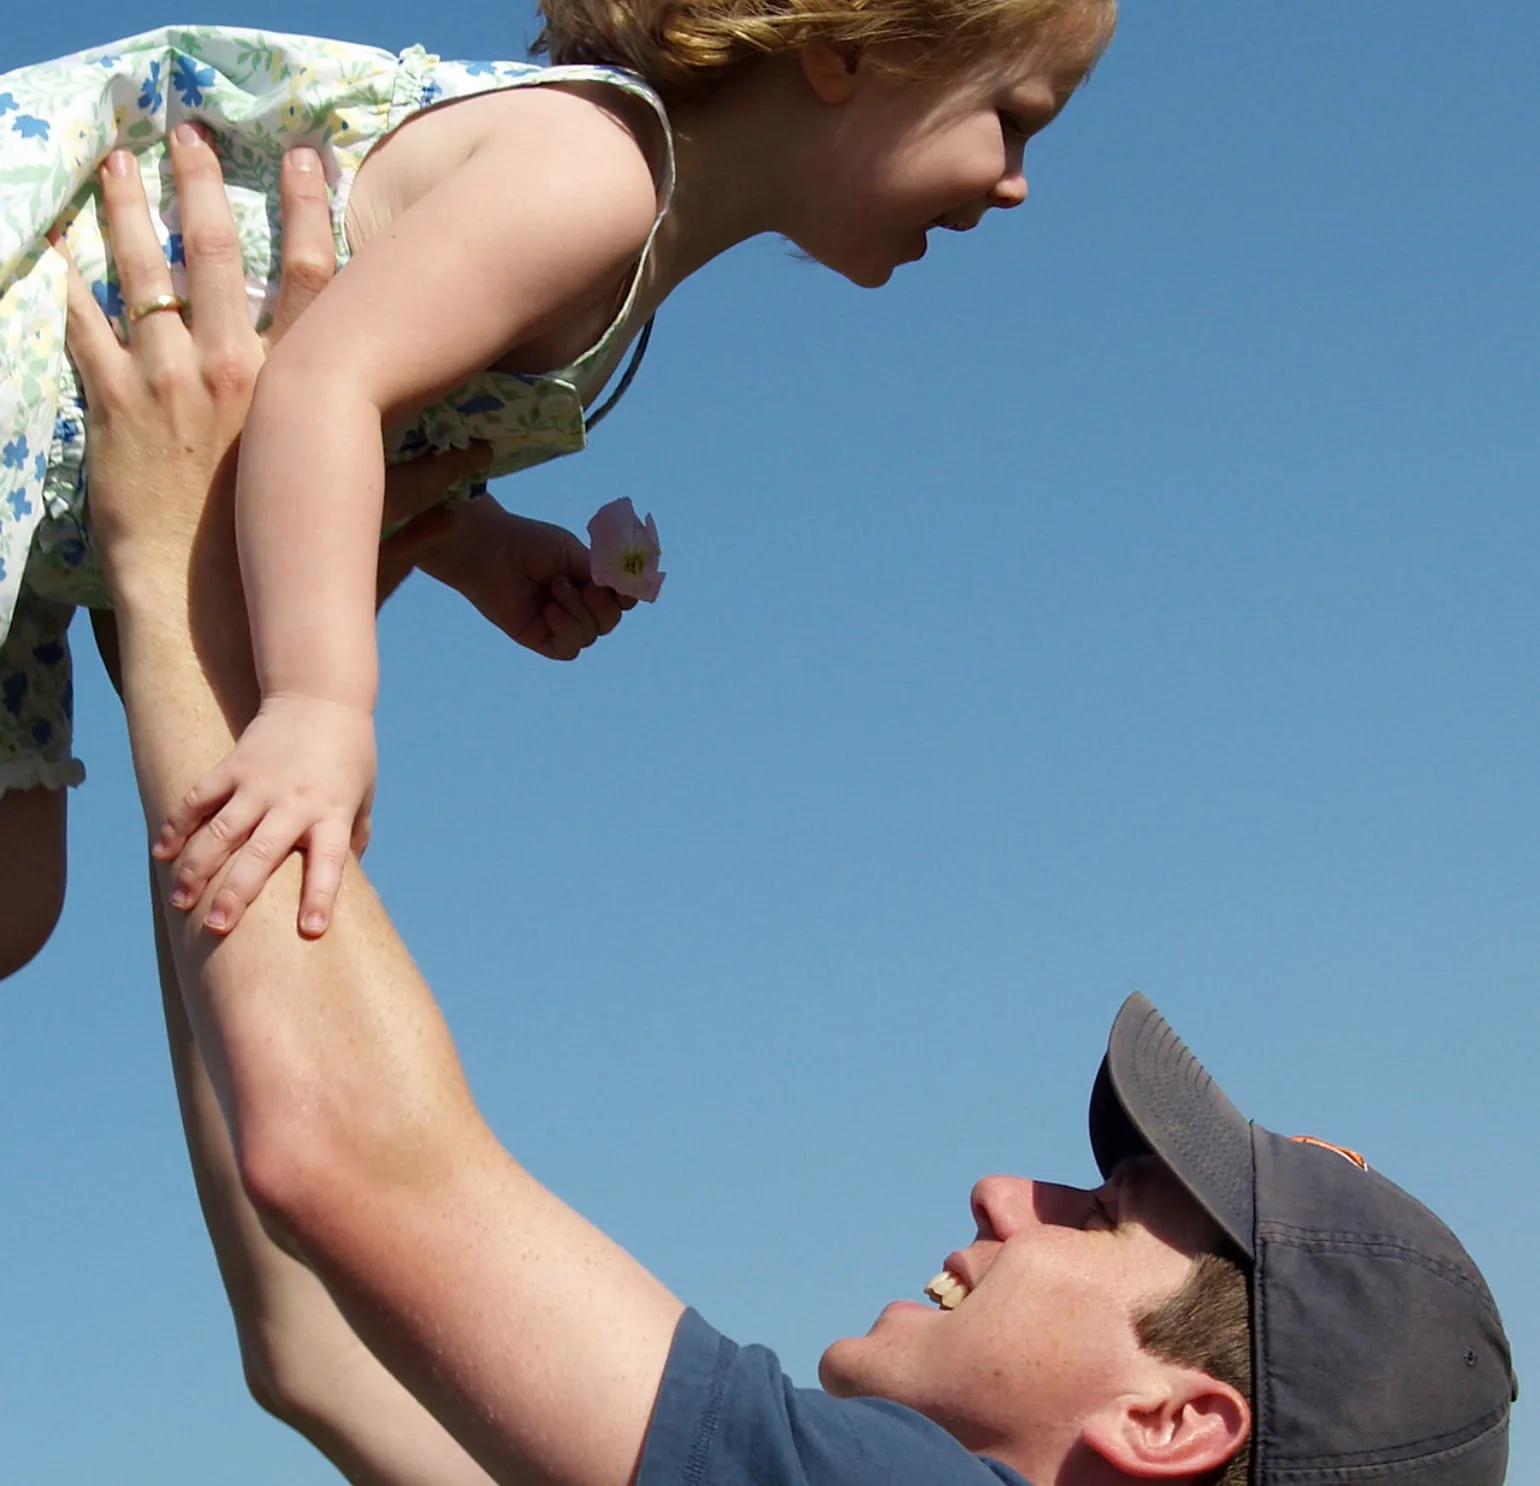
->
[153, 764, 237, 863]
[204, 808, 315, 934]
[166, 794, 266, 918]
[297, 822, 354, 937]
[580, 582, 626, 637]
[266, 146, 336, 345]
[543, 579, 599, 658]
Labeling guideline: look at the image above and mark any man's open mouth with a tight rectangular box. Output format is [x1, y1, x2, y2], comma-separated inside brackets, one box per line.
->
[923, 1269, 970, 1310]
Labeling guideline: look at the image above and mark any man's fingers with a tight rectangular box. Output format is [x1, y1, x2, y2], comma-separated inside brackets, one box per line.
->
[168, 124, 255, 354]
[59, 242, 126, 395]
[266, 148, 335, 345]
[381, 445, 492, 531]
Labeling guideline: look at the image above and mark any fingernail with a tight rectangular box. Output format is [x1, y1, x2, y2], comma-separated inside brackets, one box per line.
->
[171, 886, 193, 909]
[206, 908, 229, 932]
[302, 911, 326, 935]
[289, 147, 320, 173]
[105, 150, 131, 177]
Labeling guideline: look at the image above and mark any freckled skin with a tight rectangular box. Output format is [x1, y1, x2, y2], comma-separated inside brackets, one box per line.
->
[819, 1159, 1226, 1480]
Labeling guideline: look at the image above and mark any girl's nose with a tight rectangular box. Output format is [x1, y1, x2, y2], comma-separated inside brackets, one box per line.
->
[989, 170, 1028, 210]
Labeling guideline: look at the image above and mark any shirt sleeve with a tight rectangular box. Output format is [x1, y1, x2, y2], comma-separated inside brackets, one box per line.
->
[637, 1309, 1032, 1486]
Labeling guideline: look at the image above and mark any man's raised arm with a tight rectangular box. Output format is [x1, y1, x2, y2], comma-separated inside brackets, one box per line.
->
[70, 129, 683, 1486]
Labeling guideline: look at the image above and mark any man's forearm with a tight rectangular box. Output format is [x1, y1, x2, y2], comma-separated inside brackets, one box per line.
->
[110, 537, 681, 1486]
[108, 521, 475, 1175]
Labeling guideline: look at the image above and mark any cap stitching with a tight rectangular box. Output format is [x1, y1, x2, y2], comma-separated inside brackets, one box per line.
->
[1263, 1406, 1509, 1480]
[1256, 1224, 1497, 1308]
[1266, 1402, 1509, 1470]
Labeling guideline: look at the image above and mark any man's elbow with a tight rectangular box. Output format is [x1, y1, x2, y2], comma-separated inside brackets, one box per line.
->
[234, 1096, 345, 1254]
[233, 1079, 458, 1259]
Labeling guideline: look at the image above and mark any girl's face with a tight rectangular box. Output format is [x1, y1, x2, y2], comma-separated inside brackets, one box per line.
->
[793, 14, 1105, 287]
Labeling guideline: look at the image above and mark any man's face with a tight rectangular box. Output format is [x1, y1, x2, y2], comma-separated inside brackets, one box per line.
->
[819, 1157, 1228, 1473]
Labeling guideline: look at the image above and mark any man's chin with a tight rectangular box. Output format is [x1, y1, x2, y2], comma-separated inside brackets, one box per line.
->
[819, 1331, 879, 1397]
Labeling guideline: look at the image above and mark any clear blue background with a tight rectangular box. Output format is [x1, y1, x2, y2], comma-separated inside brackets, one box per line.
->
[2, 4, 1535, 1479]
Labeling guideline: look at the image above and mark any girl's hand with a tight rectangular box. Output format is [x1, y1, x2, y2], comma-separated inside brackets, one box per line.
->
[156, 692, 376, 935]
[423, 497, 635, 660]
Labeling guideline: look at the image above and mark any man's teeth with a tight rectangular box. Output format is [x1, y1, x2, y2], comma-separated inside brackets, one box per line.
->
[924, 1270, 969, 1310]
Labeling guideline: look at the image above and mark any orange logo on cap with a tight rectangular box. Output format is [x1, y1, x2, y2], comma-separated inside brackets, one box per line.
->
[1291, 1135, 1370, 1171]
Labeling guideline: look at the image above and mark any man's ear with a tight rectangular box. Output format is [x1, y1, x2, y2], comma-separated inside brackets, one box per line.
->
[798, 43, 860, 104]
[1080, 1372, 1250, 1479]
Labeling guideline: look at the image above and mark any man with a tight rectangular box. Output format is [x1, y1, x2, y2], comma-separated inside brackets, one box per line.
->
[66, 129, 1516, 1486]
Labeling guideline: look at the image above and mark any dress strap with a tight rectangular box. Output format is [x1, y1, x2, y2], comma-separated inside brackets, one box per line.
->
[584, 315, 654, 431]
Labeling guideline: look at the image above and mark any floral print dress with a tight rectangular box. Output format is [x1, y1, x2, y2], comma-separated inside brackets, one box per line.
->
[0, 26, 673, 793]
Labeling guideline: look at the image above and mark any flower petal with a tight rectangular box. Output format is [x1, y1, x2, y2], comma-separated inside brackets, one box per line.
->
[587, 497, 665, 602]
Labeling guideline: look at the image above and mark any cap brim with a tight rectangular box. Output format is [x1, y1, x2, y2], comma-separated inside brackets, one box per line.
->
[1089, 993, 1256, 1258]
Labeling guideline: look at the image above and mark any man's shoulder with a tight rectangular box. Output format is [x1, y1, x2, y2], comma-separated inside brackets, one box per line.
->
[639, 1310, 1032, 1486]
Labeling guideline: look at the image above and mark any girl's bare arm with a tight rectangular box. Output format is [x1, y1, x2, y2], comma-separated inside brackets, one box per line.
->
[159, 92, 660, 936]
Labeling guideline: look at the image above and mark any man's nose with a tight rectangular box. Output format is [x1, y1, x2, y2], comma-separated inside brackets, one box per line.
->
[971, 1175, 1088, 1238]
[970, 1175, 1037, 1239]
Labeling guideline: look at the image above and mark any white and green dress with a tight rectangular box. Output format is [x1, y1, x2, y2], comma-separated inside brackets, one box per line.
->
[0, 25, 672, 793]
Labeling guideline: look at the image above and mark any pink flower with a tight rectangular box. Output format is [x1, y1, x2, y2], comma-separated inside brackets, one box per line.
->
[587, 497, 665, 603]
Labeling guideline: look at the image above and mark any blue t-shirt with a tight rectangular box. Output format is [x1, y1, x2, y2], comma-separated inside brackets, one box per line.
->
[638, 1310, 1033, 1486]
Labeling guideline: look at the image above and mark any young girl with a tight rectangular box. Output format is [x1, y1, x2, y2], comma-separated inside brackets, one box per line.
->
[0, 0, 1115, 959]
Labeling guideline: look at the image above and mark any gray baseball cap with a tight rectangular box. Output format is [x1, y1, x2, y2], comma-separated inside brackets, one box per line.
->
[1089, 993, 1517, 1486]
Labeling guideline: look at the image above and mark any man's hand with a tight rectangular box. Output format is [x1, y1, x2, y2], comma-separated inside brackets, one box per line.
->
[61, 129, 310, 592]
[424, 496, 635, 661]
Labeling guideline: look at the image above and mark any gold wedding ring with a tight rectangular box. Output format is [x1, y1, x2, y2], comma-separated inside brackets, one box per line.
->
[126, 293, 187, 323]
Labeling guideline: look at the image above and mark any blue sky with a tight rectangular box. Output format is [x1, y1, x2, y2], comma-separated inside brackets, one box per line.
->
[2, 4, 1535, 1480]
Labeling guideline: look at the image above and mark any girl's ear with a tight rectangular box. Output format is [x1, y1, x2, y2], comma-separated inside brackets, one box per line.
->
[798, 43, 860, 104]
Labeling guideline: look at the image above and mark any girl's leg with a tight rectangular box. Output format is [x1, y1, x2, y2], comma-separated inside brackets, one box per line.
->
[0, 588, 82, 980]
[0, 784, 66, 978]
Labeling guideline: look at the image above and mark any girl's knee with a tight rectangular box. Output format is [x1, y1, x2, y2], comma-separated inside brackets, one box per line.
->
[0, 785, 68, 980]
